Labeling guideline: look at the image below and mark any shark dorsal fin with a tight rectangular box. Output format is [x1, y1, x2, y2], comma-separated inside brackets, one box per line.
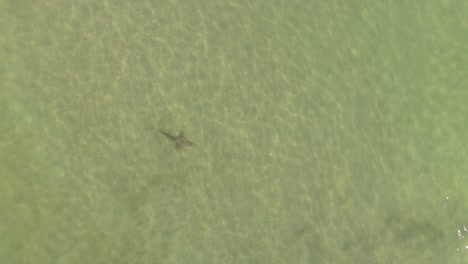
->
[178, 131, 184, 138]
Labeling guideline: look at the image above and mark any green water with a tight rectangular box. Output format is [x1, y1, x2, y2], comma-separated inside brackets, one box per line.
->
[1, 1, 466, 263]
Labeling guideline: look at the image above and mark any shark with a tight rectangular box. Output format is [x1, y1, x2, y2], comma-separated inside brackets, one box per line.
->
[158, 129, 197, 149]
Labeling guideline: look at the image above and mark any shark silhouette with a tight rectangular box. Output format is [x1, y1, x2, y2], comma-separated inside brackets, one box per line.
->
[159, 130, 197, 149]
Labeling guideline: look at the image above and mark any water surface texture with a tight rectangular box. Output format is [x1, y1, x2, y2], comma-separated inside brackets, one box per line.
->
[1, 1, 467, 263]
